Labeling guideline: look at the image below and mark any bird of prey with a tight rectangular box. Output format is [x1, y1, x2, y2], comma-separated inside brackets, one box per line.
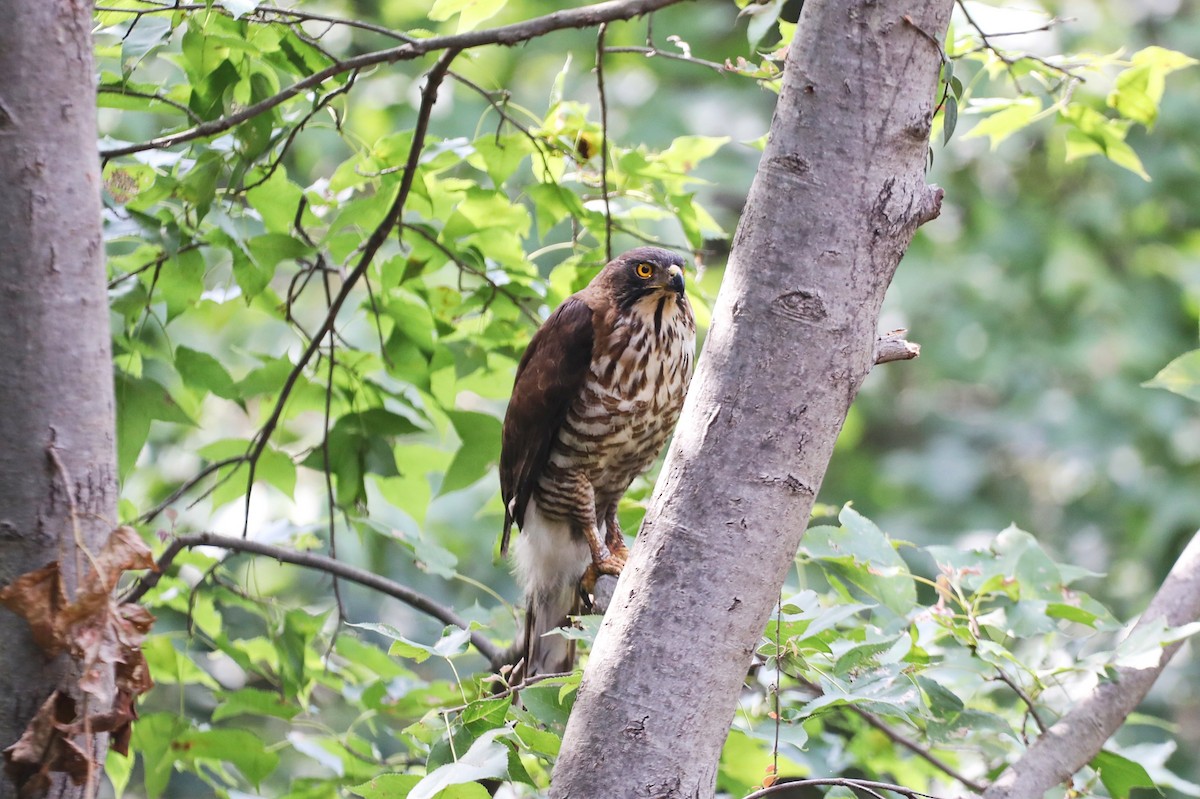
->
[499, 247, 697, 676]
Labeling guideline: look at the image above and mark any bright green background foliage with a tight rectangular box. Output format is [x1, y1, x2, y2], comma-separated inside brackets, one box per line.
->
[93, 0, 1200, 797]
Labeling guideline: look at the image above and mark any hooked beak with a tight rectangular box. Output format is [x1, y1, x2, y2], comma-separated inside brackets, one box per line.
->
[666, 264, 685, 295]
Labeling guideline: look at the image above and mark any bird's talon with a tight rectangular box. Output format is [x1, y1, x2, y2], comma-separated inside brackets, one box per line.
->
[595, 552, 626, 577]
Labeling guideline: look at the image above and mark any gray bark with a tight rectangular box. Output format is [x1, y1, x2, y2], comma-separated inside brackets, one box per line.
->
[0, 1, 116, 796]
[982, 531, 1200, 799]
[550, 1, 951, 796]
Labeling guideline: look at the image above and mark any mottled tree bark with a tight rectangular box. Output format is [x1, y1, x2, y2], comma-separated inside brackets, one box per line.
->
[551, 1, 952, 796]
[0, 1, 116, 797]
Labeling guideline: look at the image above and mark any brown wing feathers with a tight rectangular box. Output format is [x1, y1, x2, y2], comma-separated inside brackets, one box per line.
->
[499, 297, 594, 554]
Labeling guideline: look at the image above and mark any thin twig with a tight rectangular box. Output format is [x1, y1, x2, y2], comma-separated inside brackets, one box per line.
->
[97, 85, 204, 124]
[743, 777, 945, 799]
[604, 45, 727, 72]
[449, 70, 561, 175]
[138, 456, 247, 525]
[98, 2, 418, 43]
[99, 0, 687, 158]
[107, 242, 203, 290]
[993, 668, 1048, 734]
[793, 675, 983, 792]
[595, 23, 613, 262]
[319, 266, 347, 645]
[124, 531, 502, 663]
[954, 0, 1080, 86]
[401, 223, 540, 324]
[854, 707, 985, 792]
[238, 70, 359, 193]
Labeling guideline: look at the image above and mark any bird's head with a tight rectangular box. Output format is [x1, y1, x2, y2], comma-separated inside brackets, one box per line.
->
[598, 247, 687, 309]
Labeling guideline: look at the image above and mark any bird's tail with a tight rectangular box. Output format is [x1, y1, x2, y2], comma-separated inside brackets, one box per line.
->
[511, 498, 590, 677]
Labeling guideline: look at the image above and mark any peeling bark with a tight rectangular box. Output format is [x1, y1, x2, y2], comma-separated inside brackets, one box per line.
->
[550, 2, 952, 796]
[0, 2, 116, 797]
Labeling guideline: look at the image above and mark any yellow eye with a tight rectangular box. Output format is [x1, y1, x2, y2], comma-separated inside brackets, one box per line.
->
[635, 262, 653, 279]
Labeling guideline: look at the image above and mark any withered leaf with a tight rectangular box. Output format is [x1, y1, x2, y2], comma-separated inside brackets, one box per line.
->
[0, 563, 68, 656]
[3, 690, 78, 795]
[1, 526, 159, 793]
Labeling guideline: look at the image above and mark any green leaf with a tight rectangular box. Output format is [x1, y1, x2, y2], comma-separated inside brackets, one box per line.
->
[105, 745, 134, 799]
[943, 94, 959, 145]
[1046, 602, 1102, 627]
[462, 696, 511, 730]
[408, 728, 510, 799]
[120, 15, 172, 70]
[175, 345, 239, 400]
[1092, 749, 1157, 799]
[142, 636, 219, 688]
[246, 168, 306, 234]
[799, 506, 917, 616]
[916, 675, 964, 723]
[174, 728, 280, 787]
[429, 0, 508, 33]
[132, 713, 190, 799]
[468, 133, 535, 185]
[114, 371, 195, 475]
[247, 232, 313, 272]
[440, 410, 503, 494]
[513, 723, 561, 758]
[962, 96, 1042, 149]
[350, 774, 422, 799]
[258, 445, 297, 497]
[213, 687, 303, 722]
[518, 682, 576, 729]
[1144, 349, 1200, 402]
[159, 245, 207, 318]
[1108, 46, 1198, 129]
[177, 150, 224, 220]
[1061, 105, 1149, 180]
[280, 608, 329, 699]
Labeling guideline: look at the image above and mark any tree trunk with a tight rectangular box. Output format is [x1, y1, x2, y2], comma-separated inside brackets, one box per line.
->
[0, 1, 116, 796]
[551, 1, 951, 796]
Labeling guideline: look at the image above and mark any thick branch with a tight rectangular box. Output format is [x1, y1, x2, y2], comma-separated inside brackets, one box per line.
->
[125, 532, 502, 664]
[982, 531, 1200, 799]
[99, 0, 687, 158]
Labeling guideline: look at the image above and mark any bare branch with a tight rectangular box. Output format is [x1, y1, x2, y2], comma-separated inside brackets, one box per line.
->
[138, 456, 247, 525]
[874, 329, 921, 364]
[596, 23, 613, 262]
[97, 84, 203, 124]
[792, 674, 983, 792]
[604, 45, 728, 73]
[107, 242, 203, 290]
[992, 668, 1048, 735]
[983, 531, 1200, 799]
[237, 70, 359, 193]
[99, 0, 688, 158]
[954, 0, 1081, 86]
[124, 532, 502, 663]
[401, 223, 541, 325]
[743, 777, 946, 799]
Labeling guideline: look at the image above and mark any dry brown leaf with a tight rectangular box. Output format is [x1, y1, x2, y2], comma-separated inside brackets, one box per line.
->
[0, 563, 69, 656]
[1, 526, 159, 796]
[3, 690, 79, 796]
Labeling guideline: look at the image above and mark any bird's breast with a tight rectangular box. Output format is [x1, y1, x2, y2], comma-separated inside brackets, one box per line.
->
[548, 294, 696, 495]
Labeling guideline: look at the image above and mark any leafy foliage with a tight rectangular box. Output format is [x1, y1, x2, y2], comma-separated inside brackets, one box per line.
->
[86, 0, 1200, 797]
